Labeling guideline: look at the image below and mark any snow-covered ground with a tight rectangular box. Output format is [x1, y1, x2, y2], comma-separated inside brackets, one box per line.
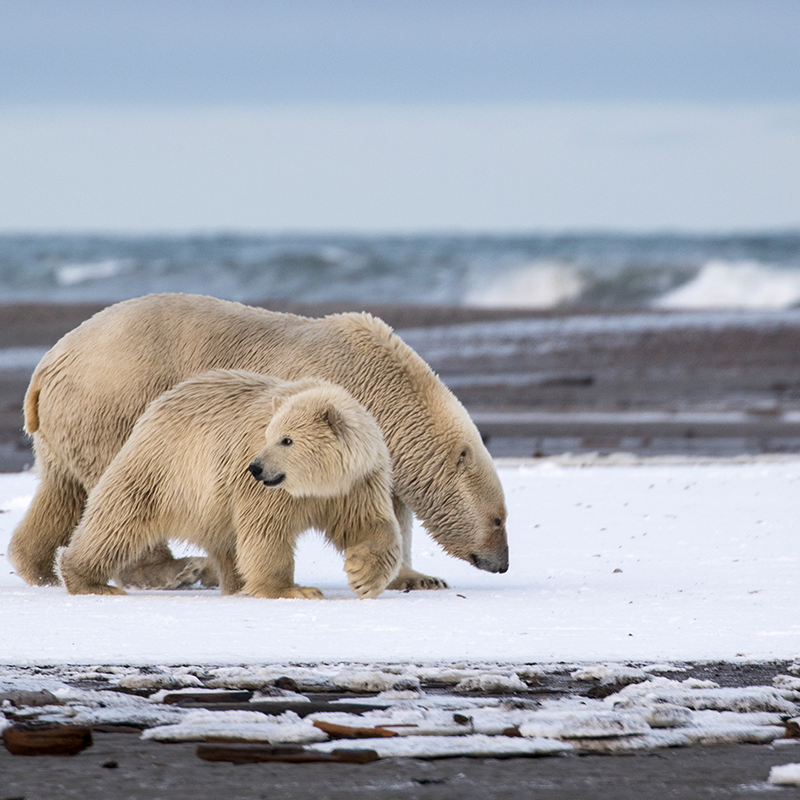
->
[3, 457, 800, 760]
[1, 456, 799, 666]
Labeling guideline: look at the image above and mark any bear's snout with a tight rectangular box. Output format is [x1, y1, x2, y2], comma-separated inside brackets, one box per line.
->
[469, 549, 509, 574]
[248, 461, 286, 487]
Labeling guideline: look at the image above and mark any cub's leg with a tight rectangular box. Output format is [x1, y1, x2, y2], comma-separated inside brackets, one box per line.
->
[58, 527, 128, 596]
[327, 493, 402, 599]
[235, 512, 323, 599]
[8, 460, 87, 586]
[342, 532, 401, 598]
[206, 545, 243, 595]
[58, 479, 165, 596]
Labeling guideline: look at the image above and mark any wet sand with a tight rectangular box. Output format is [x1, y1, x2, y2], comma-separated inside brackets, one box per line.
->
[3, 733, 798, 799]
[2, 300, 800, 470]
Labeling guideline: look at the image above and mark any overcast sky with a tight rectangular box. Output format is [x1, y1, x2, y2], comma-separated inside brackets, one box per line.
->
[1, 0, 798, 232]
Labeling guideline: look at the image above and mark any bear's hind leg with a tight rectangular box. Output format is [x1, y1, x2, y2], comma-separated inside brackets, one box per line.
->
[8, 461, 86, 586]
[114, 543, 212, 590]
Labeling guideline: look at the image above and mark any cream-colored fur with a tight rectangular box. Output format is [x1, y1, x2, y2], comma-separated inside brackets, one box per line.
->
[10, 293, 508, 589]
[58, 371, 401, 599]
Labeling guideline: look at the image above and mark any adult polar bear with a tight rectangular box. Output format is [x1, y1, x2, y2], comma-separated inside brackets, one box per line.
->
[10, 293, 508, 591]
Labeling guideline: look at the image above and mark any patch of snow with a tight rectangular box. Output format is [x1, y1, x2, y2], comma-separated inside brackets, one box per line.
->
[332, 669, 416, 694]
[142, 709, 327, 743]
[308, 734, 573, 759]
[640, 704, 694, 729]
[4, 462, 800, 665]
[519, 711, 651, 740]
[769, 763, 800, 786]
[455, 673, 528, 693]
[117, 671, 204, 692]
[609, 677, 798, 715]
[774, 674, 800, 693]
[571, 664, 649, 686]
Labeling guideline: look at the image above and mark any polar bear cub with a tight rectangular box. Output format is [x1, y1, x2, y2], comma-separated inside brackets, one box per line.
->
[58, 370, 402, 599]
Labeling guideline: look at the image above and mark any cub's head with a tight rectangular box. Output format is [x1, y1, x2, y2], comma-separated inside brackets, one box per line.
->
[247, 381, 388, 498]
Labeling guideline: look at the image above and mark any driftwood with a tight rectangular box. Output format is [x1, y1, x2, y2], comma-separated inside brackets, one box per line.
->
[172, 700, 389, 717]
[196, 743, 379, 764]
[3, 723, 93, 756]
[312, 719, 401, 739]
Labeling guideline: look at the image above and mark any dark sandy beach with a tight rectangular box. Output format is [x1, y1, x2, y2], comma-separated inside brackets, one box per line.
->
[3, 734, 797, 799]
[2, 300, 800, 470]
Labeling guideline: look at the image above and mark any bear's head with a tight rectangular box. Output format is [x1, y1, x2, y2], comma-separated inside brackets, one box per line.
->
[248, 381, 389, 499]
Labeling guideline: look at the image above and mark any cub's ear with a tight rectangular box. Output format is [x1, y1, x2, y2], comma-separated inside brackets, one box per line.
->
[271, 395, 286, 415]
[321, 404, 346, 438]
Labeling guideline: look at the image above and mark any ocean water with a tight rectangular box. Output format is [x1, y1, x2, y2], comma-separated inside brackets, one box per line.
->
[1, 231, 800, 309]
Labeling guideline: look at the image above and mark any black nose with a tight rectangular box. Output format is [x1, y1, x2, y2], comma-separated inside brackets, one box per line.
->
[248, 462, 263, 481]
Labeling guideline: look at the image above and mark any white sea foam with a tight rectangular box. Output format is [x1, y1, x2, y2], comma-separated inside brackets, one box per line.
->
[464, 261, 584, 308]
[55, 259, 130, 286]
[654, 260, 800, 310]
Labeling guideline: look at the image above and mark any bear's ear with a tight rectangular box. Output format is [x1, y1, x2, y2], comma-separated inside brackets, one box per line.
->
[321, 404, 346, 438]
[454, 443, 472, 472]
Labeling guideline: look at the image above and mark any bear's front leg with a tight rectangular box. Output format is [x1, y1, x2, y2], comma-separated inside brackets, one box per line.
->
[387, 497, 449, 591]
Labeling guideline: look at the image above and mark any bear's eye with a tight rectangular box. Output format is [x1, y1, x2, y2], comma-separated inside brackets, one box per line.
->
[280, 437, 293, 446]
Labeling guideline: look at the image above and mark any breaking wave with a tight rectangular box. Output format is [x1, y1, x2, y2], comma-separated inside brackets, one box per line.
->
[653, 260, 800, 310]
[1, 232, 799, 309]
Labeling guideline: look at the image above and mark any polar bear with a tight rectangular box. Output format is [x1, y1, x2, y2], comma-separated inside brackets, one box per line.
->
[10, 293, 508, 591]
[57, 371, 401, 599]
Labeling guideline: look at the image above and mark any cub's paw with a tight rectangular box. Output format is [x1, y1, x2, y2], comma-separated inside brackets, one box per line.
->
[84, 584, 127, 596]
[280, 585, 325, 600]
[344, 543, 398, 599]
[387, 568, 449, 592]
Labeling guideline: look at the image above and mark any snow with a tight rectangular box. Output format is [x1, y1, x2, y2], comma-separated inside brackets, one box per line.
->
[142, 710, 328, 744]
[4, 457, 800, 757]
[307, 735, 573, 759]
[2, 458, 800, 666]
[770, 763, 800, 786]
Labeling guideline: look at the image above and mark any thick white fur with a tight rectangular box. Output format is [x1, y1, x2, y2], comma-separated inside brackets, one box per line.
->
[58, 372, 401, 599]
[10, 293, 507, 590]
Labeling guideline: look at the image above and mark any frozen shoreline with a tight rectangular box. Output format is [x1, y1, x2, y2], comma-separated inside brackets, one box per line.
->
[3, 457, 800, 766]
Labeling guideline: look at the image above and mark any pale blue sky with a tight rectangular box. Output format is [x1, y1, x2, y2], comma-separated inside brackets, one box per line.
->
[1, 1, 798, 231]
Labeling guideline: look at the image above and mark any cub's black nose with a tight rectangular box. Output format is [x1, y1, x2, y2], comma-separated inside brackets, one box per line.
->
[248, 462, 263, 481]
